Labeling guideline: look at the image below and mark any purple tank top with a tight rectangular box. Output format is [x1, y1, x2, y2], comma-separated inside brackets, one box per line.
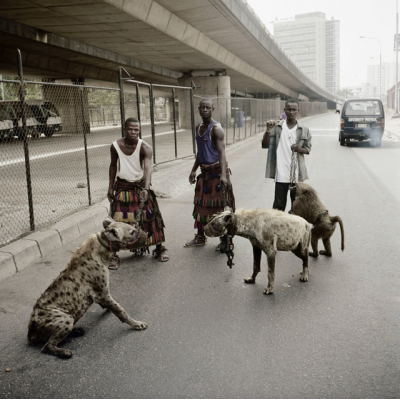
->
[196, 120, 219, 165]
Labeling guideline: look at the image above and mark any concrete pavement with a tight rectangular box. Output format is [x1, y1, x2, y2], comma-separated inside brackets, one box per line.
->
[1, 109, 398, 283]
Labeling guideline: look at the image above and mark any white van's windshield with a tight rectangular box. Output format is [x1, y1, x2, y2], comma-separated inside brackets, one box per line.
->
[344, 100, 382, 116]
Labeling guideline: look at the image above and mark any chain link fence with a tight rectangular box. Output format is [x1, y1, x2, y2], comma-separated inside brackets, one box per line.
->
[195, 96, 327, 145]
[0, 76, 191, 246]
[1, 73, 327, 247]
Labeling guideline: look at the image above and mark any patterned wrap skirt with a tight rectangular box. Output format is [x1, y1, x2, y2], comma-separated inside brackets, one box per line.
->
[110, 178, 165, 249]
[192, 162, 235, 230]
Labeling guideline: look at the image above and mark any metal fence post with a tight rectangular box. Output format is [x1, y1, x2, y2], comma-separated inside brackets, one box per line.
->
[225, 97, 228, 145]
[17, 49, 35, 231]
[149, 84, 156, 164]
[233, 88, 236, 143]
[244, 89, 247, 138]
[118, 67, 125, 138]
[136, 83, 142, 138]
[190, 82, 196, 155]
[216, 83, 219, 123]
[80, 86, 92, 206]
[172, 88, 177, 159]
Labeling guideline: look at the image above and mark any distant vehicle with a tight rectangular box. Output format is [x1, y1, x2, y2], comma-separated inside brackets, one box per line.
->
[27, 100, 62, 137]
[0, 100, 41, 141]
[339, 98, 384, 147]
[0, 103, 14, 142]
[0, 100, 62, 141]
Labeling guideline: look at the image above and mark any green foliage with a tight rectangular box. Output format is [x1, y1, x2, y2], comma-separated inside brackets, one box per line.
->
[0, 75, 42, 101]
[87, 88, 120, 107]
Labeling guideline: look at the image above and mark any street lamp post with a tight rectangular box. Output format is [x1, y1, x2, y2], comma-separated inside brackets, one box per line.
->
[360, 36, 382, 100]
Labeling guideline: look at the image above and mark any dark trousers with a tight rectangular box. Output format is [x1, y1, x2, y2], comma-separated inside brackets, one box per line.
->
[273, 182, 296, 212]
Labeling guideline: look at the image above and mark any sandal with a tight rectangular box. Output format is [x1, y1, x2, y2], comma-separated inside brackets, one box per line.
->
[184, 234, 207, 248]
[153, 246, 169, 262]
[108, 254, 120, 270]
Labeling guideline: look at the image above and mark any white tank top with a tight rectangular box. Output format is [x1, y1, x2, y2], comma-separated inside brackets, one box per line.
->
[276, 121, 298, 183]
[113, 139, 144, 182]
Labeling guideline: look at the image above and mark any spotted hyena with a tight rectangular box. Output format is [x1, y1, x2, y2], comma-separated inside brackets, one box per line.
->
[204, 209, 311, 295]
[28, 217, 148, 358]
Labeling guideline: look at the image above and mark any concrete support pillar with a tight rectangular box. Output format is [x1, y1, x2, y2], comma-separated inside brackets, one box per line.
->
[177, 75, 231, 129]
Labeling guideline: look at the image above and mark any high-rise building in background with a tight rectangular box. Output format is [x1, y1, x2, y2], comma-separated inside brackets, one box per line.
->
[367, 62, 400, 102]
[273, 12, 340, 94]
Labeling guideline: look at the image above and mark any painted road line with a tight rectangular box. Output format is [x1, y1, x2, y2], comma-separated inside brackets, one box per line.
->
[1, 129, 186, 167]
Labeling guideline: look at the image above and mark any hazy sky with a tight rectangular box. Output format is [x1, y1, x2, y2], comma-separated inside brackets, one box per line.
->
[246, 0, 398, 89]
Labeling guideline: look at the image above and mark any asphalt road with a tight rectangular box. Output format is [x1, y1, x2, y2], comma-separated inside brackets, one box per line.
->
[1, 113, 399, 398]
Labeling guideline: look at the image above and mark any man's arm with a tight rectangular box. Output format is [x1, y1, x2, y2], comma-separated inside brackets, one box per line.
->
[291, 127, 312, 154]
[262, 121, 278, 148]
[212, 124, 228, 187]
[141, 141, 153, 202]
[189, 155, 200, 184]
[107, 144, 118, 202]
[189, 123, 200, 184]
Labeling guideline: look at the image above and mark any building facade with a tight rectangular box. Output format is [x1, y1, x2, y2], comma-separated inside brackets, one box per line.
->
[367, 62, 400, 103]
[273, 12, 340, 93]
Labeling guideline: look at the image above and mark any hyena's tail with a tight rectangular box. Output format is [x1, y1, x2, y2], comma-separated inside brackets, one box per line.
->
[330, 215, 345, 251]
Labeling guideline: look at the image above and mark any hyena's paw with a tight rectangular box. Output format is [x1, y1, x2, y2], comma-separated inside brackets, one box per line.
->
[263, 287, 274, 295]
[300, 270, 309, 282]
[309, 252, 319, 258]
[42, 345, 73, 358]
[129, 319, 148, 330]
[243, 277, 255, 284]
[319, 250, 332, 257]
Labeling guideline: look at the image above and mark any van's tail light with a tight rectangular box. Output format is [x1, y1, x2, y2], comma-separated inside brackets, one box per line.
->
[340, 119, 344, 129]
[381, 118, 385, 129]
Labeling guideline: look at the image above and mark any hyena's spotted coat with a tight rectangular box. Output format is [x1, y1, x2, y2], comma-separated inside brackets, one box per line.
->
[28, 218, 148, 358]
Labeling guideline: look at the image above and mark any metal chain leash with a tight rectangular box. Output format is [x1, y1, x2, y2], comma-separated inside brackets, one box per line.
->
[290, 149, 298, 187]
[220, 181, 234, 268]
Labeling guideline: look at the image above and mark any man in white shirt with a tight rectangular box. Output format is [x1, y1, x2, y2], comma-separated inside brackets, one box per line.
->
[107, 118, 168, 269]
[264, 99, 312, 211]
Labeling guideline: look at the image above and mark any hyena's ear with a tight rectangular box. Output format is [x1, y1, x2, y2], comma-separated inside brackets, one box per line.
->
[103, 216, 115, 229]
[223, 213, 233, 224]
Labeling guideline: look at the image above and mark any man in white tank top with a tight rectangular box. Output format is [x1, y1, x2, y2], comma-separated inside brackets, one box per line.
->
[107, 118, 168, 268]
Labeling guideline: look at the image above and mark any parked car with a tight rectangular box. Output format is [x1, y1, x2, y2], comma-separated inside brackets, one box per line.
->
[0, 103, 14, 142]
[27, 100, 62, 137]
[339, 98, 385, 147]
[0, 100, 42, 140]
[0, 100, 62, 140]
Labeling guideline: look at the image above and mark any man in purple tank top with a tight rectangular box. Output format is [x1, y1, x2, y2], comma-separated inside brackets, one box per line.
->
[184, 99, 235, 248]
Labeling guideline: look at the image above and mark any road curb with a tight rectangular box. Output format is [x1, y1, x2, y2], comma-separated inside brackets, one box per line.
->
[0, 252, 17, 281]
[0, 202, 110, 282]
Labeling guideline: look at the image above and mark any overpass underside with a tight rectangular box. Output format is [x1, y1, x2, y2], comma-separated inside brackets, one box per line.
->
[0, 0, 340, 107]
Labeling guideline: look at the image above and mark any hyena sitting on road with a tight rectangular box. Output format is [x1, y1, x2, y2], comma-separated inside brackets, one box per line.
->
[28, 217, 148, 358]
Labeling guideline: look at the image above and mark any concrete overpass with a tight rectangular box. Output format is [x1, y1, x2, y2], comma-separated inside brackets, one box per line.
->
[0, 0, 341, 105]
